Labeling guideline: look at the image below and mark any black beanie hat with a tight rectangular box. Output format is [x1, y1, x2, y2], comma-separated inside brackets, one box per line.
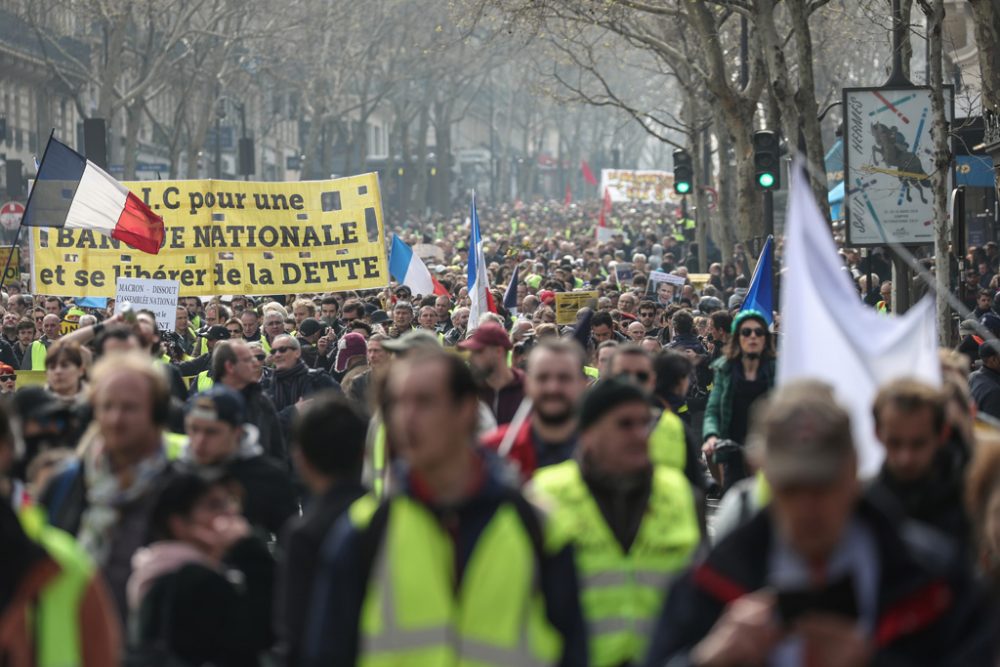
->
[578, 378, 650, 432]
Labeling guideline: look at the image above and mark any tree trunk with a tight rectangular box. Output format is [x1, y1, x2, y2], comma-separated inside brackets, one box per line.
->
[926, 0, 952, 344]
[969, 0, 1000, 113]
[123, 103, 142, 180]
[713, 118, 738, 259]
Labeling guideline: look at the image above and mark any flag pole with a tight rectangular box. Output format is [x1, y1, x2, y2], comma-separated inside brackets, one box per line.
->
[0, 129, 53, 293]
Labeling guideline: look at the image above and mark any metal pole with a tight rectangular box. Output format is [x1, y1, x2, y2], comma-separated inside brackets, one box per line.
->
[214, 113, 222, 180]
[763, 189, 774, 239]
[239, 103, 248, 182]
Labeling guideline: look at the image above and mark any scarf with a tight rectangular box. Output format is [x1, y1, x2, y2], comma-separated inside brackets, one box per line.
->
[78, 439, 169, 565]
[127, 541, 215, 610]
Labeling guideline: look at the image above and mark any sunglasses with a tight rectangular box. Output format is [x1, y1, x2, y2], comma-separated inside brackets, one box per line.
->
[740, 327, 765, 338]
[0, 375, 14, 382]
[254, 354, 267, 361]
[271, 346, 294, 354]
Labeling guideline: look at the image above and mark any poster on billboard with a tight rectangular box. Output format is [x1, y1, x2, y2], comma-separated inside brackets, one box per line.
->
[843, 86, 953, 246]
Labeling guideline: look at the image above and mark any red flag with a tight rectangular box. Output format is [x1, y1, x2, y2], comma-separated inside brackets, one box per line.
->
[598, 188, 611, 227]
[564, 183, 572, 206]
[581, 160, 598, 186]
[596, 188, 614, 243]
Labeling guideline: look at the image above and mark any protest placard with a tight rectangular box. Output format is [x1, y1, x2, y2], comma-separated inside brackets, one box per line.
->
[555, 290, 598, 325]
[647, 270, 685, 305]
[614, 262, 634, 287]
[115, 278, 180, 330]
[30, 175, 389, 297]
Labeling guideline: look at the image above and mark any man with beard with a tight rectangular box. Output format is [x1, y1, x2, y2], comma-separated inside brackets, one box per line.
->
[868, 380, 971, 553]
[459, 323, 524, 425]
[482, 339, 588, 482]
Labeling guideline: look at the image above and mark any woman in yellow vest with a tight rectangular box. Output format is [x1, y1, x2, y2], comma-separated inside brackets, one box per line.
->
[530, 379, 702, 667]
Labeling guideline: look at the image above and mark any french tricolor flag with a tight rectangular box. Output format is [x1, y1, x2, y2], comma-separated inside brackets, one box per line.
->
[22, 135, 164, 254]
[467, 192, 495, 332]
[389, 234, 447, 297]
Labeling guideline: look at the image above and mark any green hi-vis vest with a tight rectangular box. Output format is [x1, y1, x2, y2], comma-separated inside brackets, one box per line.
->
[195, 370, 214, 392]
[532, 461, 700, 667]
[583, 366, 599, 380]
[164, 432, 189, 460]
[30, 340, 48, 371]
[649, 409, 686, 471]
[18, 504, 94, 667]
[351, 495, 563, 667]
[372, 423, 387, 499]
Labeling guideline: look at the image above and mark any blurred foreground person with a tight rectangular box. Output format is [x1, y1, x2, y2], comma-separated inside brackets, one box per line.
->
[40, 353, 177, 620]
[127, 472, 274, 667]
[276, 392, 367, 666]
[530, 378, 701, 666]
[305, 349, 586, 666]
[646, 382, 996, 667]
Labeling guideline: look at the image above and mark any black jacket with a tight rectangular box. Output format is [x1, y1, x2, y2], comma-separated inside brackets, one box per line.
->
[644, 495, 998, 667]
[132, 536, 275, 667]
[241, 382, 287, 465]
[275, 480, 366, 666]
[223, 454, 299, 536]
[867, 438, 971, 558]
[970, 365, 1000, 420]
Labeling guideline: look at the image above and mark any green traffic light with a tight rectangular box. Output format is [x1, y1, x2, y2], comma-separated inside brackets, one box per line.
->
[757, 172, 775, 189]
[675, 182, 691, 194]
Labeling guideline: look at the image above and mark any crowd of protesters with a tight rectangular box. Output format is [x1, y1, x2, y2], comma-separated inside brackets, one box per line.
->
[3, 198, 1000, 666]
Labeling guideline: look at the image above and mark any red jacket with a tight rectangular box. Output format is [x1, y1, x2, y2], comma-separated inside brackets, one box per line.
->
[481, 417, 538, 483]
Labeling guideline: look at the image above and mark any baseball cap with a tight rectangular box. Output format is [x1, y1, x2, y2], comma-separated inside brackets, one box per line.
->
[380, 329, 441, 354]
[185, 385, 246, 427]
[538, 290, 556, 305]
[370, 310, 390, 325]
[752, 382, 854, 486]
[958, 319, 979, 337]
[298, 318, 324, 338]
[458, 323, 512, 351]
[197, 325, 231, 341]
[335, 332, 368, 373]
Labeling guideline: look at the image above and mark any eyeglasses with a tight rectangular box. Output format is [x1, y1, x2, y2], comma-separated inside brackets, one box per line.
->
[254, 354, 266, 361]
[740, 327, 765, 338]
[271, 346, 294, 354]
[0, 375, 14, 382]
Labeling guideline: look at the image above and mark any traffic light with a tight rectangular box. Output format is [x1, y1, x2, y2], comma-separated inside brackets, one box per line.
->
[753, 130, 780, 190]
[672, 149, 692, 195]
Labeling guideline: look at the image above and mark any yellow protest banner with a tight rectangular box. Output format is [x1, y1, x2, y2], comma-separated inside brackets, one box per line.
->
[555, 291, 598, 325]
[30, 175, 388, 297]
[0, 246, 20, 283]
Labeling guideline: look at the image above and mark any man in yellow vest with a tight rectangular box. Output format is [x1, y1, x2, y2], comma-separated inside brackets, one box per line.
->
[304, 349, 587, 666]
[20, 313, 61, 370]
[530, 379, 703, 667]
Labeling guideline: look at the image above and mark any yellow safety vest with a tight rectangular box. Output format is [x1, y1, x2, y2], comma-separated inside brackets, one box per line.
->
[164, 432, 188, 460]
[531, 461, 700, 667]
[30, 340, 48, 371]
[372, 423, 386, 499]
[648, 409, 687, 471]
[351, 494, 562, 667]
[583, 366, 599, 380]
[195, 370, 214, 392]
[18, 505, 93, 667]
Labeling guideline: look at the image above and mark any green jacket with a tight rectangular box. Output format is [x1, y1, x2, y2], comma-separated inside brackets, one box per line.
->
[702, 355, 776, 442]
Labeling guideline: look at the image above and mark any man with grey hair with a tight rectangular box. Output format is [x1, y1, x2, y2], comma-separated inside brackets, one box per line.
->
[443, 306, 470, 346]
[265, 333, 340, 432]
[646, 381, 995, 667]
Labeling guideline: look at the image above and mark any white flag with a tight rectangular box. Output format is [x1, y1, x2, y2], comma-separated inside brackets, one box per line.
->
[777, 161, 940, 478]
